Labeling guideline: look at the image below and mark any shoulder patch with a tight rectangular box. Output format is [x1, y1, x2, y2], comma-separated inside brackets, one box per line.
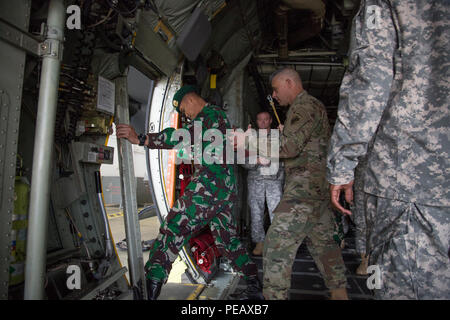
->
[290, 115, 300, 125]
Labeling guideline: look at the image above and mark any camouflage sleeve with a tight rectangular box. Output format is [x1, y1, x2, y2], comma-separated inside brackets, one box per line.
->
[326, 0, 397, 185]
[146, 127, 178, 149]
[248, 109, 319, 159]
[147, 122, 193, 149]
[279, 107, 318, 159]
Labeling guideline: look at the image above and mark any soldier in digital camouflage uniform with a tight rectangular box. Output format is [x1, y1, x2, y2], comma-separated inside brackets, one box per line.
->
[235, 68, 349, 300]
[242, 111, 284, 256]
[327, 0, 450, 299]
[116, 85, 262, 300]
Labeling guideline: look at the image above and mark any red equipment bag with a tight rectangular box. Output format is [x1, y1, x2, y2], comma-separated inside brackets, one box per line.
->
[189, 230, 221, 274]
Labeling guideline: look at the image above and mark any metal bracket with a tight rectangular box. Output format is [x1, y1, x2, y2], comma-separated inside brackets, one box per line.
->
[0, 18, 63, 60]
[38, 38, 62, 59]
[0, 17, 41, 56]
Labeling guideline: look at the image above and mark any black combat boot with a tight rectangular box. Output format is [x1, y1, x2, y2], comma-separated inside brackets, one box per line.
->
[229, 276, 265, 300]
[146, 278, 163, 300]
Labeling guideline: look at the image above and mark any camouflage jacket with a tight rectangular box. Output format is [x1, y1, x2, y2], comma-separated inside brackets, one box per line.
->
[242, 130, 285, 181]
[252, 91, 331, 199]
[146, 104, 236, 198]
[326, 0, 450, 206]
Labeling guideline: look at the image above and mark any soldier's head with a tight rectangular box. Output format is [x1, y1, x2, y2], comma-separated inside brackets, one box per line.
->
[270, 68, 304, 106]
[173, 85, 206, 120]
[256, 111, 272, 130]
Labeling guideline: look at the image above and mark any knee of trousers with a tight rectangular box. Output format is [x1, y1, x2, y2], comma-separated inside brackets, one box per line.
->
[263, 242, 296, 289]
[317, 248, 347, 289]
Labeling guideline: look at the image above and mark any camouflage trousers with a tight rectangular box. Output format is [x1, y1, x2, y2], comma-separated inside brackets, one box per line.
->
[145, 181, 258, 283]
[364, 194, 450, 299]
[263, 198, 347, 299]
[248, 178, 283, 243]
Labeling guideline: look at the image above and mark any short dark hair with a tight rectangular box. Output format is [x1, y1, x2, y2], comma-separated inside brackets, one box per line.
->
[269, 68, 302, 84]
[256, 110, 272, 118]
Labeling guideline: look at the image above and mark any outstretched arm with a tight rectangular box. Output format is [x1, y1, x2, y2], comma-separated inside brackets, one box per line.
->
[326, 1, 396, 215]
[116, 124, 178, 149]
[326, 1, 396, 186]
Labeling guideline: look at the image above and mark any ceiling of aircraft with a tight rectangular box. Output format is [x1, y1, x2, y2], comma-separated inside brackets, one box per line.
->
[27, 0, 360, 123]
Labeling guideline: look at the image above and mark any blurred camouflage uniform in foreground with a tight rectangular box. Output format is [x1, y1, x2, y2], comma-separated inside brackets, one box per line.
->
[259, 92, 347, 299]
[327, 0, 450, 299]
[352, 156, 369, 256]
[144, 104, 258, 283]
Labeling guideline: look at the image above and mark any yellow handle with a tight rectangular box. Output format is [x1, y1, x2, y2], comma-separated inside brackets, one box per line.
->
[210, 74, 217, 89]
[267, 95, 281, 125]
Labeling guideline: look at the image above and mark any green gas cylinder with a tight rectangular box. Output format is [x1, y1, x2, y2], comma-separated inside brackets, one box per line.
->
[9, 176, 30, 286]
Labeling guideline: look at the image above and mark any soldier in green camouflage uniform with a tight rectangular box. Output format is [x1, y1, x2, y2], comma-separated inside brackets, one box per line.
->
[116, 86, 262, 300]
[327, 0, 450, 299]
[237, 68, 348, 300]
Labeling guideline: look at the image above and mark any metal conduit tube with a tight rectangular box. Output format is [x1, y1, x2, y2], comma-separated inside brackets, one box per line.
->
[115, 76, 146, 299]
[24, 0, 65, 300]
[256, 51, 337, 58]
[259, 62, 344, 75]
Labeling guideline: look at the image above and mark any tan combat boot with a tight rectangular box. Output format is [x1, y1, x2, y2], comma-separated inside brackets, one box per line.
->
[252, 242, 264, 256]
[356, 254, 369, 275]
[330, 288, 349, 300]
